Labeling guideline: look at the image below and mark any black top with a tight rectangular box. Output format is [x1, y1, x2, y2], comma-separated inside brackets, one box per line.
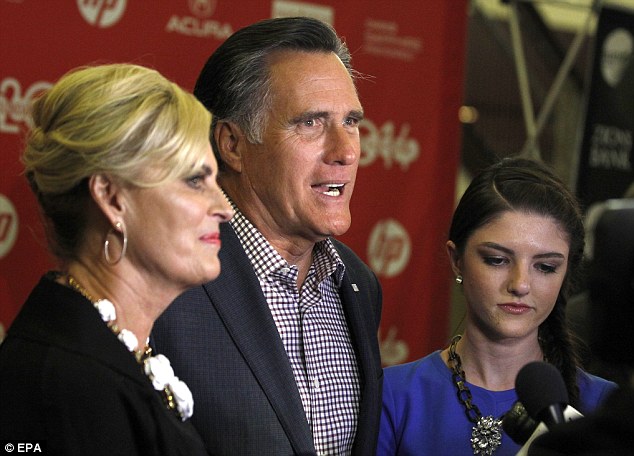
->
[0, 273, 209, 456]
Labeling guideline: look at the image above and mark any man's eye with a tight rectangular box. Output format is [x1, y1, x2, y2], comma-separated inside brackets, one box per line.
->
[303, 119, 316, 127]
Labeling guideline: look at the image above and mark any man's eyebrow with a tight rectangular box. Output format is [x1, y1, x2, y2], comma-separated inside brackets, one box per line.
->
[349, 109, 364, 120]
[291, 111, 329, 124]
[290, 109, 364, 124]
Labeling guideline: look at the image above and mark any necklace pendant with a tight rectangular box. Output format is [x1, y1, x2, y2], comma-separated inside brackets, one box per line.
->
[470, 415, 502, 455]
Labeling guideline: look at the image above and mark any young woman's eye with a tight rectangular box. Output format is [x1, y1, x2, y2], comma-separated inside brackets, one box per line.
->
[483, 256, 507, 266]
[536, 263, 557, 274]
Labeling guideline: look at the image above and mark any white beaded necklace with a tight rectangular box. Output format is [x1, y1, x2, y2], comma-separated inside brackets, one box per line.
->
[67, 275, 194, 421]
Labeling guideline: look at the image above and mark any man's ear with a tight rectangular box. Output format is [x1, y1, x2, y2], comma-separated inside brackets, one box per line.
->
[215, 121, 244, 173]
[88, 173, 124, 226]
[446, 240, 462, 277]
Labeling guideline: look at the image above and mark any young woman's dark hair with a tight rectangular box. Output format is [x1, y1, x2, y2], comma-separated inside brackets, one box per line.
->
[448, 157, 585, 406]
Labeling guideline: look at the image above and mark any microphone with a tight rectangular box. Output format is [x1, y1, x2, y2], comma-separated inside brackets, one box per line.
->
[515, 361, 569, 429]
[502, 401, 538, 444]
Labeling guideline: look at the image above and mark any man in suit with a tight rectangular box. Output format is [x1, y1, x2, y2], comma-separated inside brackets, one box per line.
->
[152, 17, 383, 456]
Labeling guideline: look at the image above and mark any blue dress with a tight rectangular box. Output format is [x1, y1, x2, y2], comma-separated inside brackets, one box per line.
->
[378, 351, 618, 456]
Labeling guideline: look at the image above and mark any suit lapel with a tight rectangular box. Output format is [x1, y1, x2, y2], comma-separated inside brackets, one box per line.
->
[333, 245, 383, 455]
[338, 268, 371, 387]
[205, 225, 315, 454]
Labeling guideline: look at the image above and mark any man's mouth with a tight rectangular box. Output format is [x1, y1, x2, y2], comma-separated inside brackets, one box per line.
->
[314, 183, 344, 197]
[324, 183, 343, 196]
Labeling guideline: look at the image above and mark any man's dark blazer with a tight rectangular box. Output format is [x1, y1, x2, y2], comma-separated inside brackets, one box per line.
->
[152, 223, 383, 456]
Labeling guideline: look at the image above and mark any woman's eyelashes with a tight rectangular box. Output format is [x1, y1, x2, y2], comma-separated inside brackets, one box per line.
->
[481, 255, 561, 275]
[186, 166, 213, 189]
[482, 255, 508, 267]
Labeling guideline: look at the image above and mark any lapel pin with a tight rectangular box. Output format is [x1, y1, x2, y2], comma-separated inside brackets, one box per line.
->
[351, 283, 359, 292]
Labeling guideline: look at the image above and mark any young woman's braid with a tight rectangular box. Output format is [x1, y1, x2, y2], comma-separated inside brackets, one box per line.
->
[539, 296, 581, 407]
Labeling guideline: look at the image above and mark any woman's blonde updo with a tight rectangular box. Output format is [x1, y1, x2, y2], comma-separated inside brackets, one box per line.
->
[22, 63, 212, 261]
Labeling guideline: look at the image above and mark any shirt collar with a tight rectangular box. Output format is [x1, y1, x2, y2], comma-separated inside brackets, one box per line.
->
[224, 193, 345, 285]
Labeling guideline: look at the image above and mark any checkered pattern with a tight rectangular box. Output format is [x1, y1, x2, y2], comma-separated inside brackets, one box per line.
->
[230, 203, 360, 456]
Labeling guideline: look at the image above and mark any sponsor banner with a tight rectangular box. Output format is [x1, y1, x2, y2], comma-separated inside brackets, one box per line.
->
[576, 5, 634, 208]
[0, 0, 468, 364]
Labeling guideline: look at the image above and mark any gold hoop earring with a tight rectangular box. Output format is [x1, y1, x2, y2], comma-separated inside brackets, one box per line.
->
[104, 221, 127, 265]
[455, 275, 463, 284]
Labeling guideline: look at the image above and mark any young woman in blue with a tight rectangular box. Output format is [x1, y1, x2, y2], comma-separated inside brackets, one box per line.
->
[378, 158, 617, 456]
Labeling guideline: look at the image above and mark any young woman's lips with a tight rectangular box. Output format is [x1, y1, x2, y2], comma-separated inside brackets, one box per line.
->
[498, 303, 532, 315]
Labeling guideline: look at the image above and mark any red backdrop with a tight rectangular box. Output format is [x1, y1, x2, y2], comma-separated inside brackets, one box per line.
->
[0, 0, 468, 364]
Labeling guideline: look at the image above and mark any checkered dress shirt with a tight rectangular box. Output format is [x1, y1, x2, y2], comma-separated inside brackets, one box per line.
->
[229, 203, 361, 456]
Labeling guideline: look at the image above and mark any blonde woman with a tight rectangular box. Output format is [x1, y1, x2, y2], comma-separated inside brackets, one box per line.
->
[0, 64, 233, 455]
